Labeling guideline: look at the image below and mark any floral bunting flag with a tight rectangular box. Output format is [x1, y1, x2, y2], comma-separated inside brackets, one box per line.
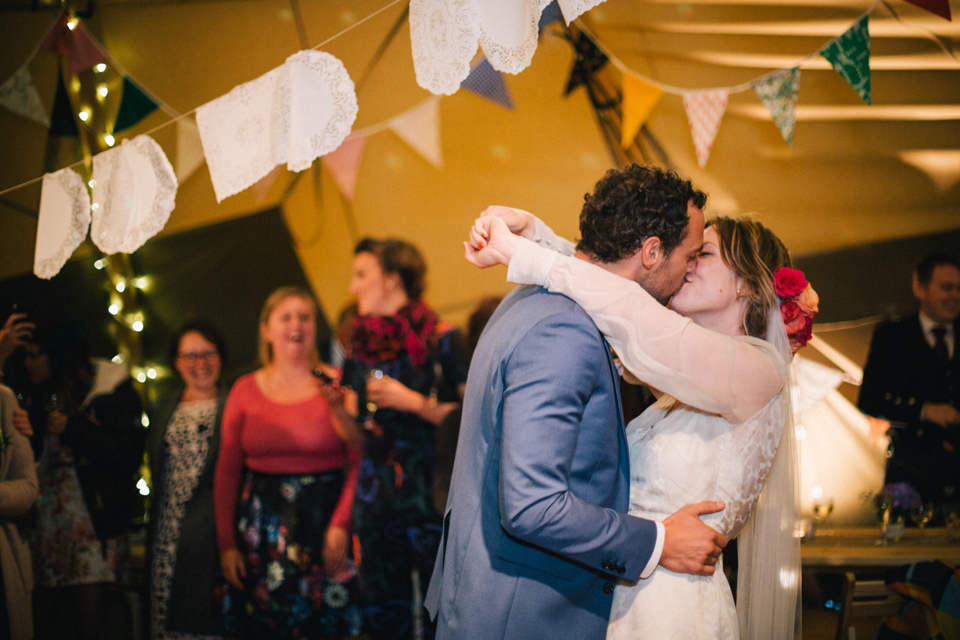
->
[820, 16, 871, 105]
[753, 67, 800, 146]
[0, 65, 50, 127]
[68, 26, 108, 73]
[35, 167, 90, 279]
[682, 89, 729, 167]
[621, 74, 663, 148]
[49, 68, 78, 137]
[903, 0, 951, 20]
[174, 117, 205, 182]
[114, 76, 159, 132]
[389, 97, 443, 169]
[323, 135, 367, 200]
[461, 56, 515, 110]
[564, 32, 608, 96]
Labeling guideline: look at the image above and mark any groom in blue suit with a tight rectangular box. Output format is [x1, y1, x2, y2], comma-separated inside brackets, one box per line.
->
[425, 165, 728, 639]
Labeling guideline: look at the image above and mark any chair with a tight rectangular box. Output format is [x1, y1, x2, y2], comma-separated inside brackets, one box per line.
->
[835, 571, 902, 640]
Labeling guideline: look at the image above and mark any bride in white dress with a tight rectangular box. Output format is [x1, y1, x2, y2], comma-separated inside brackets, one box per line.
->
[465, 209, 810, 640]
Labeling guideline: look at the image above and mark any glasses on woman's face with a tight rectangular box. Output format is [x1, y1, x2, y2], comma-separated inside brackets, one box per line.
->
[177, 351, 219, 363]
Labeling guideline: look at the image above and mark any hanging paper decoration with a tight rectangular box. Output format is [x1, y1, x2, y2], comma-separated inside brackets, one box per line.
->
[196, 50, 358, 203]
[49, 69, 78, 137]
[114, 76, 159, 132]
[0, 65, 50, 127]
[68, 26, 109, 74]
[683, 89, 729, 168]
[753, 67, 800, 146]
[174, 117, 205, 182]
[620, 74, 663, 147]
[903, 0, 951, 20]
[461, 56, 515, 110]
[389, 98, 443, 169]
[323, 135, 367, 200]
[538, 1, 563, 32]
[820, 16, 871, 105]
[564, 32, 608, 96]
[34, 167, 91, 279]
[91, 134, 177, 254]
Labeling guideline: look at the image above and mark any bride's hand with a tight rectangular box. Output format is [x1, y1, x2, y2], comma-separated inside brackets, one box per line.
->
[464, 216, 519, 269]
[478, 205, 537, 238]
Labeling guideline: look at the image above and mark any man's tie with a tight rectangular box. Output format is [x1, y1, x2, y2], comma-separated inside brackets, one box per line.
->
[932, 324, 949, 363]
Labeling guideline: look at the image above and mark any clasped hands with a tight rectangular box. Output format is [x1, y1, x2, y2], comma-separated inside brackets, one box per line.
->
[463, 206, 534, 269]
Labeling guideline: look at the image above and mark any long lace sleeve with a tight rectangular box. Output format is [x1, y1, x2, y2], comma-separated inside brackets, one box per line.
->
[507, 238, 785, 423]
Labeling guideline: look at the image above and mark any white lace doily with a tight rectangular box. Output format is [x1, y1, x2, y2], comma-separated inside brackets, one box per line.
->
[91, 134, 177, 255]
[34, 167, 90, 279]
[410, 0, 607, 96]
[196, 50, 357, 202]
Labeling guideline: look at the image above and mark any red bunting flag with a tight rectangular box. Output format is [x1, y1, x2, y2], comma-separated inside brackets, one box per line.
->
[903, 0, 951, 20]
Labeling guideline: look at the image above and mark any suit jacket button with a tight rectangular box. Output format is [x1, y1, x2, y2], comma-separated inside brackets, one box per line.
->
[602, 561, 611, 570]
[603, 582, 614, 594]
[617, 564, 625, 574]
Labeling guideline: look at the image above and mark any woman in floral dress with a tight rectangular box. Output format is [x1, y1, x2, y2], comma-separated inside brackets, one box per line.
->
[214, 287, 365, 639]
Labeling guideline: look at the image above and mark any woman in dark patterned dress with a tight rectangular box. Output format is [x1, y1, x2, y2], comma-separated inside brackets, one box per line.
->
[345, 239, 467, 640]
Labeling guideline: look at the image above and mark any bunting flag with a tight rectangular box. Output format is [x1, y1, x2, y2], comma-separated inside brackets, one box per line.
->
[0, 65, 50, 127]
[114, 76, 159, 132]
[821, 16, 871, 105]
[753, 67, 800, 146]
[904, 0, 951, 21]
[35, 167, 90, 279]
[174, 116, 205, 182]
[68, 26, 108, 74]
[538, 1, 563, 32]
[683, 89, 729, 168]
[91, 134, 177, 254]
[389, 98, 443, 169]
[564, 32, 608, 96]
[40, 14, 73, 57]
[461, 56, 515, 110]
[323, 135, 367, 200]
[620, 74, 663, 148]
[49, 68, 78, 137]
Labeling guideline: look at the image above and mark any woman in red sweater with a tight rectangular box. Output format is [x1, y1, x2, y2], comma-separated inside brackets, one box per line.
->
[214, 286, 365, 639]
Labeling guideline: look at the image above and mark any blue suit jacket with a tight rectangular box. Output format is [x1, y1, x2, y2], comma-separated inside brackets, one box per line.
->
[425, 286, 657, 639]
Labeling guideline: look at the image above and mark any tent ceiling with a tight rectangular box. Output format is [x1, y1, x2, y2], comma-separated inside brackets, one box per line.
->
[1, 0, 958, 321]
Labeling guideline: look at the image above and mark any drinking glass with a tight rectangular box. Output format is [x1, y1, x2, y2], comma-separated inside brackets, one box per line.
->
[812, 497, 834, 529]
[909, 502, 935, 542]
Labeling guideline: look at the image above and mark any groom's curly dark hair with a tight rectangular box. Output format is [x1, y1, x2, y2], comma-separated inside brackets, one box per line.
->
[576, 164, 707, 263]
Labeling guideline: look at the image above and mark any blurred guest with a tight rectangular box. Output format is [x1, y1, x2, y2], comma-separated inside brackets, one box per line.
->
[214, 287, 365, 639]
[147, 320, 229, 639]
[858, 253, 960, 506]
[0, 383, 38, 640]
[344, 238, 467, 640]
[326, 303, 358, 369]
[9, 322, 144, 640]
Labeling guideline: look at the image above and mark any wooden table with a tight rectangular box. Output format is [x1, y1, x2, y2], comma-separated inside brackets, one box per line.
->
[802, 526, 960, 572]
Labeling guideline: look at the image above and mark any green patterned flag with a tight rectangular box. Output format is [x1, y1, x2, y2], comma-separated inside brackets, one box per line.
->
[821, 16, 871, 105]
[753, 67, 800, 146]
[114, 76, 158, 132]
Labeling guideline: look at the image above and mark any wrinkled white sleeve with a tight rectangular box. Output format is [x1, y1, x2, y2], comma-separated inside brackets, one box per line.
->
[508, 238, 784, 423]
[530, 218, 577, 256]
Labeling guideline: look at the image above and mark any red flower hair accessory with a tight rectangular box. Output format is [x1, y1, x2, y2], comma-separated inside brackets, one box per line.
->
[774, 267, 818, 352]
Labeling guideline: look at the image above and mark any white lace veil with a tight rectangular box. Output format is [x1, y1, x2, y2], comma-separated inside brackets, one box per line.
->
[735, 299, 802, 640]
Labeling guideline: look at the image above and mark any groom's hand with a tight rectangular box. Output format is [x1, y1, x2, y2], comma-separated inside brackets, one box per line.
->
[659, 501, 727, 577]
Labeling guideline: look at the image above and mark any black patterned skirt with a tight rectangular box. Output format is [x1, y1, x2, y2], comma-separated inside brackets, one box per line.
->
[223, 469, 365, 639]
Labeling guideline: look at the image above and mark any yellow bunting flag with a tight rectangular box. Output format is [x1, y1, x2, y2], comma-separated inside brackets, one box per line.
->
[621, 74, 663, 148]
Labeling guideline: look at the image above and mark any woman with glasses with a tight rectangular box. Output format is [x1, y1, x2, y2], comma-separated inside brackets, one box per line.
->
[147, 319, 229, 639]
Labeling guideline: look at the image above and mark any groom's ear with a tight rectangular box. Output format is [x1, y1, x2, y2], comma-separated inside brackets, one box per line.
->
[639, 236, 663, 271]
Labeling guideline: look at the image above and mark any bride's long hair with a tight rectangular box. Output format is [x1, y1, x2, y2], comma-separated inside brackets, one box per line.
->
[709, 216, 801, 640]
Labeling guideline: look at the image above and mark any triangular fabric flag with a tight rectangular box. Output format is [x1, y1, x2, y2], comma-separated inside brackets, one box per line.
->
[175, 116, 205, 182]
[903, 0, 951, 21]
[40, 14, 72, 57]
[389, 98, 443, 169]
[461, 56, 515, 110]
[538, 1, 563, 32]
[753, 67, 800, 146]
[0, 65, 50, 127]
[91, 134, 177, 254]
[323, 135, 367, 200]
[620, 74, 663, 148]
[49, 68, 78, 137]
[68, 26, 109, 74]
[682, 89, 729, 168]
[820, 16, 871, 105]
[35, 167, 91, 279]
[564, 32, 608, 96]
[114, 76, 159, 132]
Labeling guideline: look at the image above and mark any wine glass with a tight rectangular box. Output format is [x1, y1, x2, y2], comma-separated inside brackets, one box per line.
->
[909, 502, 935, 542]
[812, 497, 834, 529]
[363, 369, 384, 430]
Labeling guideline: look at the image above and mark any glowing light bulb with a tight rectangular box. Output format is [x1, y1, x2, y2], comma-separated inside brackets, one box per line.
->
[141, 414, 150, 427]
[136, 371, 147, 383]
[108, 304, 119, 315]
[88, 179, 96, 189]
[104, 133, 115, 147]
[112, 354, 123, 363]
[137, 478, 150, 496]
[132, 320, 144, 332]
[147, 368, 157, 379]
[115, 281, 126, 293]
[94, 259, 105, 270]
[134, 276, 149, 289]
[66, 17, 79, 30]
[97, 85, 108, 98]
[78, 108, 91, 122]
[95, 63, 106, 73]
